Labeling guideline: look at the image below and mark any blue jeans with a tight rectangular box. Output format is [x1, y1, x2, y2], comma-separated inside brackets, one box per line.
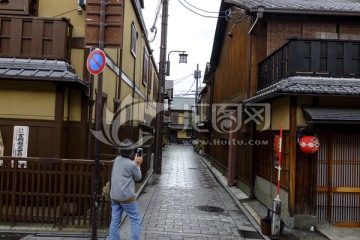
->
[109, 200, 141, 240]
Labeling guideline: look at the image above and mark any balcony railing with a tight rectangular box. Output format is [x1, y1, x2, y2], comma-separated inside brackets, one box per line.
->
[0, 16, 73, 62]
[258, 38, 360, 90]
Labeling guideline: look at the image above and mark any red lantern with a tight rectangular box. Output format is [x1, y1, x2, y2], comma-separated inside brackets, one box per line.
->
[299, 136, 320, 154]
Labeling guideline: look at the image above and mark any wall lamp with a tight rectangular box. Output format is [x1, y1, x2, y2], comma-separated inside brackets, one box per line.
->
[166, 50, 188, 76]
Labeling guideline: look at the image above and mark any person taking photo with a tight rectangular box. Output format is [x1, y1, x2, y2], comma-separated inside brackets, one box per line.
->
[109, 139, 143, 240]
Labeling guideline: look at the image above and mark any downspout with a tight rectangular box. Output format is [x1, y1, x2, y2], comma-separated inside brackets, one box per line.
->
[247, 7, 263, 198]
[247, 6, 263, 98]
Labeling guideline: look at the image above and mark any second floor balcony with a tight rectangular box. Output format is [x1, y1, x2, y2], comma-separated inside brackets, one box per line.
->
[0, 16, 72, 62]
[258, 38, 360, 91]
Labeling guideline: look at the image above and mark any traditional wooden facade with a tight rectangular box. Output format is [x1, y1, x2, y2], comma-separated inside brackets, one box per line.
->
[167, 97, 194, 144]
[200, 0, 360, 229]
[0, 0, 158, 227]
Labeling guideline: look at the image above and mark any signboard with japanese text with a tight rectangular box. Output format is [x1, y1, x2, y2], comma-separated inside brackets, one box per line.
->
[12, 126, 29, 167]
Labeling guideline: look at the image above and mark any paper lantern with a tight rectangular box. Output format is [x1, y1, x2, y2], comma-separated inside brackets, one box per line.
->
[299, 136, 320, 154]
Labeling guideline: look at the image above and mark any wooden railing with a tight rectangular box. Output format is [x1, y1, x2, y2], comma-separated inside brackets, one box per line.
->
[258, 38, 360, 90]
[0, 156, 112, 228]
[0, 16, 72, 62]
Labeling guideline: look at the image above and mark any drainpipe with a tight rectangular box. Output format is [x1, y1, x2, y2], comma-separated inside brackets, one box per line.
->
[247, 6, 263, 98]
[247, 6, 263, 198]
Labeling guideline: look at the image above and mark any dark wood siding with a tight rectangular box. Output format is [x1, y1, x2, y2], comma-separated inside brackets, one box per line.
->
[213, 17, 252, 103]
[254, 131, 290, 190]
[0, 17, 72, 62]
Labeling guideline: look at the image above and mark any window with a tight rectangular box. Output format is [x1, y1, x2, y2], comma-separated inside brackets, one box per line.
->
[153, 74, 158, 101]
[148, 58, 152, 92]
[130, 22, 138, 57]
[170, 112, 179, 124]
[142, 48, 149, 86]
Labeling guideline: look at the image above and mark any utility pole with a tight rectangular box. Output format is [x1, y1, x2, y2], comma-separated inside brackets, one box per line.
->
[154, 0, 169, 174]
[91, 0, 105, 239]
[194, 64, 201, 125]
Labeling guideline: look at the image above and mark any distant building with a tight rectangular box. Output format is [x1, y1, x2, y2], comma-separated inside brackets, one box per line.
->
[167, 97, 194, 144]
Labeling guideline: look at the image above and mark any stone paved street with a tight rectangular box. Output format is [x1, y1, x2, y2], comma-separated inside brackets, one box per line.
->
[119, 145, 260, 240]
[5, 144, 343, 239]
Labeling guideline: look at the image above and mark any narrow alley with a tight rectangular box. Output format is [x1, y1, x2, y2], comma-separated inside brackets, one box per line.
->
[12, 145, 334, 240]
[120, 145, 259, 239]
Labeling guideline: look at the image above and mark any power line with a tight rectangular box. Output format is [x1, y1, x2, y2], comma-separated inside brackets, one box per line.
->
[148, 0, 162, 43]
[182, 0, 220, 14]
[177, 0, 245, 20]
[177, 0, 220, 18]
[173, 74, 194, 84]
[52, 8, 78, 18]
[182, 78, 196, 96]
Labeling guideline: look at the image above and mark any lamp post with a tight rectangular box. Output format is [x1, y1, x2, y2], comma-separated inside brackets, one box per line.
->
[154, 49, 188, 174]
[166, 50, 188, 76]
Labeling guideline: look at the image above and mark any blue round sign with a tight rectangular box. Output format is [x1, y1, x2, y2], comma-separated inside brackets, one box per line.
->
[87, 49, 106, 75]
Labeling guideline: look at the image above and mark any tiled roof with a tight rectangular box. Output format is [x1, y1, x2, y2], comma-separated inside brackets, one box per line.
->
[227, 0, 360, 13]
[303, 106, 360, 122]
[0, 57, 85, 87]
[245, 76, 360, 102]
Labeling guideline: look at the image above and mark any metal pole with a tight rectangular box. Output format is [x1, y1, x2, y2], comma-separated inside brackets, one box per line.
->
[92, 0, 106, 239]
[154, 0, 169, 174]
[195, 63, 199, 116]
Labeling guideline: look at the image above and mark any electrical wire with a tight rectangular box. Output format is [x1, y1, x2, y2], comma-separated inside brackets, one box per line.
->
[177, 0, 246, 20]
[182, 0, 220, 14]
[177, 0, 220, 18]
[182, 78, 196, 96]
[52, 8, 78, 18]
[147, 0, 162, 43]
[173, 74, 194, 84]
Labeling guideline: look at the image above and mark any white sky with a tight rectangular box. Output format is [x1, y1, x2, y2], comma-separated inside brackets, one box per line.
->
[142, 0, 222, 96]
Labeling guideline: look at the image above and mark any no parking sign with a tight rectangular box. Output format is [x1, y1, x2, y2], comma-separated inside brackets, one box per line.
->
[87, 49, 106, 75]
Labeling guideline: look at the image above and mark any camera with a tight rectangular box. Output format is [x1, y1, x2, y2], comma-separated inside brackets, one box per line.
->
[136, 148, 143, 157]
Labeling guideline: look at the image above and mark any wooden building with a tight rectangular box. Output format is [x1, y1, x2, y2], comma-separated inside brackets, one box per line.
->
[168, 97, 194, 144]
[200, 0, 360, 229]
[0, 0, 158, 227]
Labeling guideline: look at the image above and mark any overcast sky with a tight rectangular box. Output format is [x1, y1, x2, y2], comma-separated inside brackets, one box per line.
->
[142, 0, 222, 97]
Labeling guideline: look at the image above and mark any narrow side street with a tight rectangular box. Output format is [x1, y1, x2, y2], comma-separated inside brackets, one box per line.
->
[120, 145, 259, 239]
[6, 144, 350, 239]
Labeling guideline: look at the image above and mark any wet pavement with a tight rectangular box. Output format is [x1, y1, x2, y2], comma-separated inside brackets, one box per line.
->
[120, 145, 259, 239]
[1, 145, 357, 239]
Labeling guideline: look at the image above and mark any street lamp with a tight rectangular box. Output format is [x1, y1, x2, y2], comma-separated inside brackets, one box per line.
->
[166, 50, 188, 76]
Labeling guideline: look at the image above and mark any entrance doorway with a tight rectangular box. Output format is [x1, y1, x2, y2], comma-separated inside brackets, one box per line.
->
[316, 133, 360, 227]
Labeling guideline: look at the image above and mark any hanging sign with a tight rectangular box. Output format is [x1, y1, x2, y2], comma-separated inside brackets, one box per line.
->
[12, 126, 29, 167]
